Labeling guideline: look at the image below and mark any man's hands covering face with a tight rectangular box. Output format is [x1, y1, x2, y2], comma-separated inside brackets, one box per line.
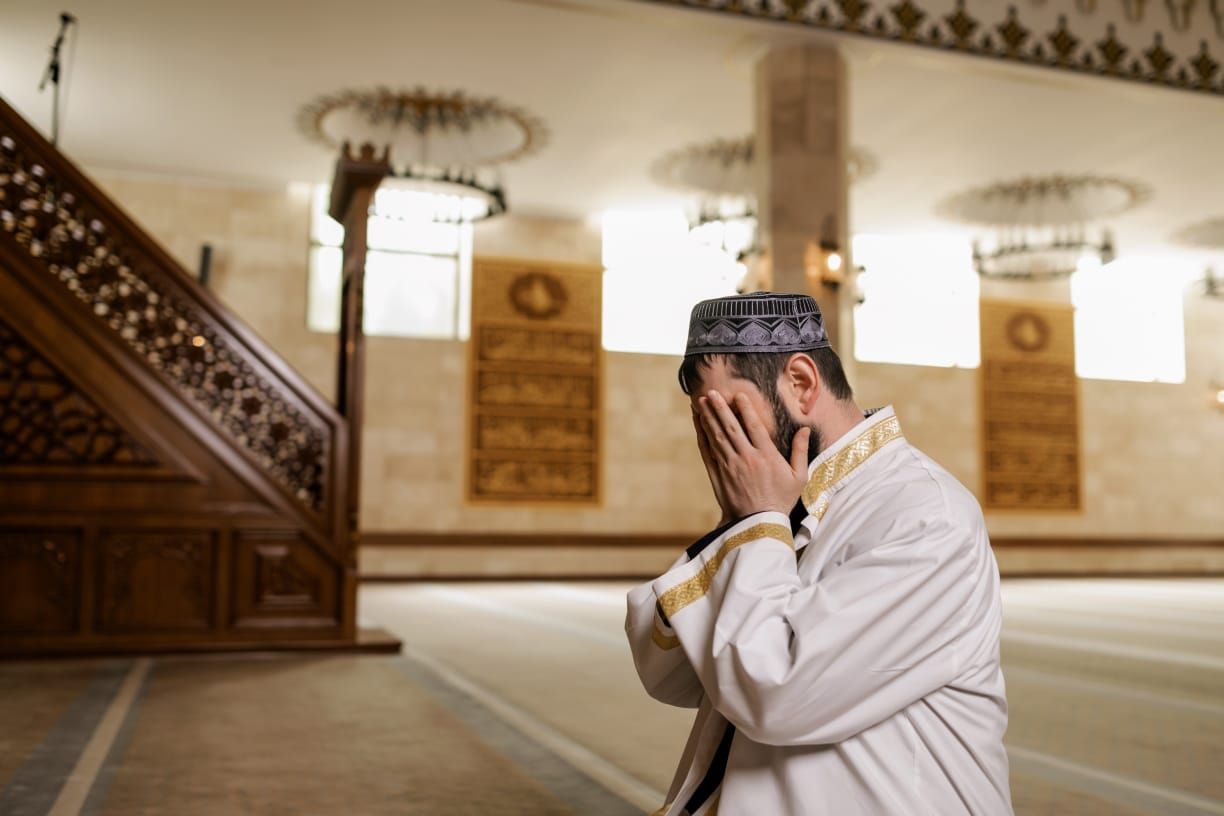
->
[693, 391, 810, 522]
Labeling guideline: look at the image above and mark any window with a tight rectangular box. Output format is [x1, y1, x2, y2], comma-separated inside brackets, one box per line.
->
[307, 186, 473, 339]
[601, 209, 745, 355]
[1071, 257, 1191, 384]
[852, 234, 980, 368]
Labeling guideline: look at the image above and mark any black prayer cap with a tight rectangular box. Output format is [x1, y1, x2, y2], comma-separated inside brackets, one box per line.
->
[683, 292, 831, 357]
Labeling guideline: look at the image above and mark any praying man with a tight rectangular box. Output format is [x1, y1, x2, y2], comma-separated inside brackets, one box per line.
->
[626, 292, 1012, 815]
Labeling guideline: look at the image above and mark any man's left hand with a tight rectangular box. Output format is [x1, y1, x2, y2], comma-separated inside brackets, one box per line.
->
[697, 391, 810, 518]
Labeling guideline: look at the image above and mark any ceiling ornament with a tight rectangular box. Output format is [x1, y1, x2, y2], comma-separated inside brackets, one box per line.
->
[1171, 216, 1224, 248]
[633, 0, 1224, 96]
[1171, 216, 1224, 298]
[651, 136, 877, 261]
[938, 175, 1149, 280]
[1092, 0, 1224, 36]
[298, 87, 546, 222]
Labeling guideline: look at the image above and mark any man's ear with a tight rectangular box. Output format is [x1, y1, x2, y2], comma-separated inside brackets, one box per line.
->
[783, 353, 822, 412]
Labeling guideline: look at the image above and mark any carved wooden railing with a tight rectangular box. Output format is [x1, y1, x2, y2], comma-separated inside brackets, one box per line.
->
[0, 94, 359, 654]
[328, 142, 390, 556]
[0, 96, 347, 542]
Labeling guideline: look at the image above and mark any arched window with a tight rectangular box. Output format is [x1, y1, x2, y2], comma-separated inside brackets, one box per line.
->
[601, 209, 744, 355]
[307, 186, 473, 340]
[853, 234, 981, 368]
[1071, 257, 1191, 384]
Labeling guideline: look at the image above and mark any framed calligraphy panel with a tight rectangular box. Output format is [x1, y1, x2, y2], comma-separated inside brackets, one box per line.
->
[467, 257, 603, 504]
[979, 299, 1082, 512]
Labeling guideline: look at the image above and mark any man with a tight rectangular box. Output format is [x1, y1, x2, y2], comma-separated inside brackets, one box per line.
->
[626, 292, 1012, 815]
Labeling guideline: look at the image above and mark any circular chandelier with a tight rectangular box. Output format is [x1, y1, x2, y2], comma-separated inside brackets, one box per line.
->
[298, 87, 546, 222]
[938, 175, 1146, 280]
[1171, 217, 1224, 299]
[652, 136, 877, 261]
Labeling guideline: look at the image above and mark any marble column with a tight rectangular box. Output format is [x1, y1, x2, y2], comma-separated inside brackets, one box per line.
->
[754, 44, 851, 350]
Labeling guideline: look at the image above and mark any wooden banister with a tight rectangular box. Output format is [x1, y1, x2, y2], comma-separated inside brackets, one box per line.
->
[0, 93, 372, 655]
[328, 142, 389, 557]
[0, 95, 347, 552]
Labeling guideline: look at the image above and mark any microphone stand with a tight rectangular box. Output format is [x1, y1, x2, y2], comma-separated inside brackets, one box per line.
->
[39, 13, 75, 146]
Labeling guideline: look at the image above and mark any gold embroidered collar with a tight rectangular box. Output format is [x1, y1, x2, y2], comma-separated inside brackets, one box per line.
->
[801, 408, 904, 520]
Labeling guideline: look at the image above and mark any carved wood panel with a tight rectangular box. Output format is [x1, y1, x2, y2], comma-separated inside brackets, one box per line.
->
[0, 529, 79, 633]
[0, 316, 158, 468]
[232, 531, 339, 628]
[0, 98, 359, 656]
[467, 258, 603, 504]
[979, 299, 1082, 511]
[0, 119, 329, 511]
[98, 530, 214, 631]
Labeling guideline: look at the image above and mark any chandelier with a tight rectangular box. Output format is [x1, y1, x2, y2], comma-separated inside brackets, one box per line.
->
[298, 87, 545, 223]
[1206, 268, 1223, 299]
[652, 136, 876, 262]
[1171, 217, 1224, 299]
[939, 175, 1146, 280]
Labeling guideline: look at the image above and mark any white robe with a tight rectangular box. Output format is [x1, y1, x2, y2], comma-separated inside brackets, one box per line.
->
[626, 407, 1012, 815]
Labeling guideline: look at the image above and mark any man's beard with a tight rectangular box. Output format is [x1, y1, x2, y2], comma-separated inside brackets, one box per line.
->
[768, 391, 823, 464]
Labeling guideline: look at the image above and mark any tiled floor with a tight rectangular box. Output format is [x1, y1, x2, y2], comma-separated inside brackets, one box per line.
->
[1, 579, 1220, 814]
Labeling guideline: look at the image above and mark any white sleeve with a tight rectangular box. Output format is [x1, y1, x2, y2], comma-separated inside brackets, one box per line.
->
[625, 551, 704, 709]
[651, 503, 983, 746]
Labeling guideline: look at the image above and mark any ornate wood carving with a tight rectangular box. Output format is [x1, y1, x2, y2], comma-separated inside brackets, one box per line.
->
[467, 258, 603, 504]
[98, 531, 213, 631]
[0, 316, 158, 468]
[979, 299, 1082, 511]
[0, 529, 79, 633]
[255, 544, 320, 608]
[0, 95, 364, 656]
[232, 531, 339, 627]
[0, 103, 332, 512]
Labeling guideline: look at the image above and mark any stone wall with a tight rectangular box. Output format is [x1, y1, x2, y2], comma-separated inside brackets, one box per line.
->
[91, 171, 1224, 556]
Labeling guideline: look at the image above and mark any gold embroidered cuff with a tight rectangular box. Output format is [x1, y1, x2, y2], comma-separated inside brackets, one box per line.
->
[656, 520, 793, 620]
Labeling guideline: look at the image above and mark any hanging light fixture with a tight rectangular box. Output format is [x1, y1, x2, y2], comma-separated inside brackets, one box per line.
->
[803, 215, 845, 288]
[652, 136, 876, 262]
[1171, 217, 1224, 299]
[652, 136, 757, 260]
[939, 175, 1145, 280]
[1202, 267, 1223, 299]
[298, 87, 545, 223]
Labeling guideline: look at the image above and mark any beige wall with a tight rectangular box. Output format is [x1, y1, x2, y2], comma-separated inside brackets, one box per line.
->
[92, 170, 1224, 543]
[855, 306, 1224, 537]
[95, 173, 338, 399]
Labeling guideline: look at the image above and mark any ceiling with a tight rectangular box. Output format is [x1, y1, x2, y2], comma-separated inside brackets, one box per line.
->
[2, 0, 1222, 259]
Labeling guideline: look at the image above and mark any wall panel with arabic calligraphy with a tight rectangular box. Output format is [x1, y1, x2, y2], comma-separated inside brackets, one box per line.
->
[979, 299, 1082, 512]
[467, 258, 602, 504]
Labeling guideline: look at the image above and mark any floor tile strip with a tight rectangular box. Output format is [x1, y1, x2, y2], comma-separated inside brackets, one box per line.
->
[77, 659, 155, 816]
[47, 658, 153, 816]
[422, 586, 626, 647]
[1004, 666, 1224, 718]
[1008, 744, 1224, 816]
[395, 650, 663, 815]
[1002, 631, 1224, 671]
[0, 661, 132, 816]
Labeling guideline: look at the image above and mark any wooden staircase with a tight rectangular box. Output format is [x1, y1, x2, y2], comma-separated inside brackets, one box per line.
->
[0, 95, 381, 655]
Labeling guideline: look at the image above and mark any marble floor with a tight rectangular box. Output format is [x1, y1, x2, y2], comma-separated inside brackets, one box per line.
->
[1, 578, 1221, 815]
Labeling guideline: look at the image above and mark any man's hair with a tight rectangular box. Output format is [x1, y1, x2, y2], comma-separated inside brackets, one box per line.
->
[678, 348, 853, 401]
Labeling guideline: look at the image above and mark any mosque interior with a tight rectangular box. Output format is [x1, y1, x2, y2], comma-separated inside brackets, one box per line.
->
[0, 0, 1222, 814]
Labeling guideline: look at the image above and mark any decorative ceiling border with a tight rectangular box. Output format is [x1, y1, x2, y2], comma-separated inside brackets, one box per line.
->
[628, 0, 1223, 96]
